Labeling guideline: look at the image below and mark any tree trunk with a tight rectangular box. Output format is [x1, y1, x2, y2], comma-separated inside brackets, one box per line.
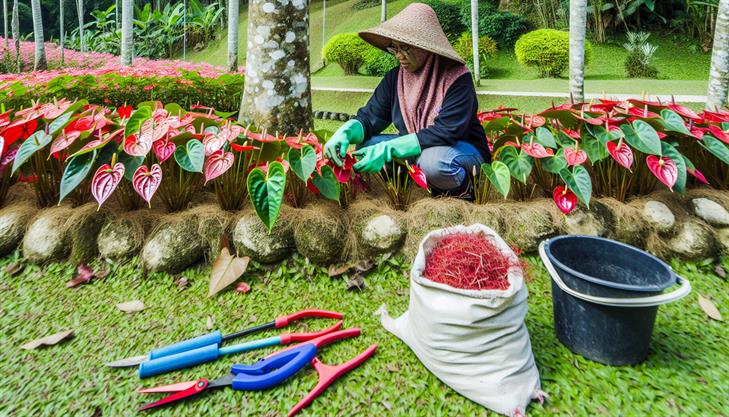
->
[568, 0, 587, 102]
[380, 0, 386, 22]
[76, 0, 84, 52]
[471, 0, 480, 86]
[30, 0, 47, 70]
[183, 0, 188, 60]
[11, 0, 18, 72]
[239, 0, 313, 133]
[115, 0, 119, 32]
[227, 0, 239, 71]
[707, 0, 729, 109]
[59, 0, 64, 64]
[322, 0, 326, 63]
[121, 0, 133, 65]
[3, 0, 8, 50]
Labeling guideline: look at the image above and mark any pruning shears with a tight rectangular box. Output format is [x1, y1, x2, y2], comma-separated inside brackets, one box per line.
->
[105, 309, 344, 378]
[137, 328, 377, 417]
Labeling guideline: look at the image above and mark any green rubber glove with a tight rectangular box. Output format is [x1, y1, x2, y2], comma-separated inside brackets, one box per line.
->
[352, 133, 421, 173]
[323, 119, 364, 167]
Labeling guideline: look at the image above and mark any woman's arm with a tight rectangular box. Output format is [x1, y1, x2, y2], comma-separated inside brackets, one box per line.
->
[354, 68, 397, 139]
[415, 73, 477, 148]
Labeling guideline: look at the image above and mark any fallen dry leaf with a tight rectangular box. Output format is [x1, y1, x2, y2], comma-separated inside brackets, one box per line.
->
[352, 259, 375, 272]
[116, 300, 146, 313]
[209, 247, 250, 297]
[206, 315, 214, 330]
[347, 273, 365, 291]
[66, 263, 96, 288]
[714, 264, 726, 279]
[385, 363, 400, 373]
[698, 294, 723, 321]
[5, 262, 25, 276]
[21, 329, 74, 350]
[382, 401, 393, 411]
[175, 276, 189, 289]
[235, 282, 251, 293]
[328, 263, 351, 277]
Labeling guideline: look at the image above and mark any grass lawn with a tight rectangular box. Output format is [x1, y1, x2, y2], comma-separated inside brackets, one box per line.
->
[1, 253, 726, 416]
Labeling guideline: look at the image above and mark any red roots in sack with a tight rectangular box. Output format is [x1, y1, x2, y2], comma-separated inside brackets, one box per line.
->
[424, 232, 522, 291]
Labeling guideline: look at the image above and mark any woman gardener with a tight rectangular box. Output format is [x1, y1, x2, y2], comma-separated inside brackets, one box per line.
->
[324, 3, 490, 198]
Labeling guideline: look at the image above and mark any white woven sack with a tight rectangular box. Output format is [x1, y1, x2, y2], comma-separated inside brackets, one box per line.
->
[379, 224, 542, 416]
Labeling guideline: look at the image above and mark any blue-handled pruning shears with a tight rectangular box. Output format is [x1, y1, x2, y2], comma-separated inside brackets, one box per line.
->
[137, 328, 377, 417]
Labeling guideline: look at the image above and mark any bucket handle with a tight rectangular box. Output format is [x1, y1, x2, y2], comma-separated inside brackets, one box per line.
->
[538, 241, 691, 308]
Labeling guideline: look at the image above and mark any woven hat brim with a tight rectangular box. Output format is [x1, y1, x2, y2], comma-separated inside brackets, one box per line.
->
[359, 29, 466, 66]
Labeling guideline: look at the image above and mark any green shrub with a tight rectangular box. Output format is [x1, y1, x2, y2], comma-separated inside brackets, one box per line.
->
[515, 29, 591, 78]
[459, 1, 498, 31]
[362, 47, 400, 77]
[623, 32, 659, 79]
[480, 12, 529, 48]
[453, 32, 498, 78]
[421, 0, 467, 41]
[323, 33, 371, 75]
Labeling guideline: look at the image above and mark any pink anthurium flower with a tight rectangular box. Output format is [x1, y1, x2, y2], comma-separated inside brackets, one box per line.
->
[204, 150, 235, 184]
[564, 147, 587, 166]
[140, 118, 170, 143]
[91, 162, 125, 207]
[202, 132, 226, 156]
[152, 140, 176, 163]
[521, 142, 554, 158]
[687, 167, 709, 185]
[124, 133, 152, 157]
[50, 131, 80, 154]
[646, 155, 678, 190]
[606, 141, 633, 170]
[132, 164, 163, 206]
[562, 128, 581, 140]
[553, 186, 578, 215]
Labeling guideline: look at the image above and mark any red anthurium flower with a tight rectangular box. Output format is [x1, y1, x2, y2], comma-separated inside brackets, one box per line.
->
[246, 130, 280, 143]
[0, 110, 13, 129]
[407, 163, 428, 189]
[707, 125, 729, 144]
[91, 162, 125, 207]
[657, 131, 667, 140]
[306, 178, 320, 194]
[667, 104, 701, 120]
[184, 124, 205, 139]
[2, 118, 39, 144]
[564, 147, 587, 166]
[116, 105, 133, 119]
[18, 173, 38, 183]
[521, 142, 554, 158]
[332, 154, 356, 183]
[690, 127, 706, 139]
[562, 128, 581, 140]
[687, 167, 709, 185]
[503, 141, 520, 148]
[701, 110, 729, 123]
[626, 106, 660, 119]
[204, 150, 235, 184]
[152, 140, 176, 163]
[553, 186, 578, 215]
[230, 143, 260, 153]
[606, 141, 633, 170]
[646, 155, 678, 190]
[65, 114, 96, 134]
[524, 115, 546, 128]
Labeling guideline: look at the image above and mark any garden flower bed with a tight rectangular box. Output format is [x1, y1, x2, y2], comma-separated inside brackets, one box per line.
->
[0, 99, 728, 272]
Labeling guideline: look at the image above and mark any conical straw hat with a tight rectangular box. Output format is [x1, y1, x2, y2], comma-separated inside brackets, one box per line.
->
[359, 3, 466, 65]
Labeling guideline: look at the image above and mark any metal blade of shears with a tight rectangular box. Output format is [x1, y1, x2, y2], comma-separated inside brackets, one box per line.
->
[105, 354, 150, 368]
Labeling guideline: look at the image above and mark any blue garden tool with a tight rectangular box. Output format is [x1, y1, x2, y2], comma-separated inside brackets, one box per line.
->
[137, 328, 377, 417]
[105, 309, 343, 377]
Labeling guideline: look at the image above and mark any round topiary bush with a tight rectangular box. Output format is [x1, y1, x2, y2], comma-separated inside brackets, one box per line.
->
[362, 47, 400, 76]
[515, 29, 592, 78]
[422, 0, 468, 41]
[453, 32, 498, 78]
[323, 33, 370, 75]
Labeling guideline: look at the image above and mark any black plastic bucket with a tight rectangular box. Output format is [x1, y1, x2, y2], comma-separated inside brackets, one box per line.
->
[538, 235, 692, 365]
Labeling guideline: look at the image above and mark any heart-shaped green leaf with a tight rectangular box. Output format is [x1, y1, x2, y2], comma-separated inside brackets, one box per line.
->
[700, 135, 729, 165]
[498, 146, 533, 183]
[541, 149, 568, 174]
[247, 162, 287, 231]
[622, 120, 661, 155]
[660, 109, 691, 136]
[560, 165, 592, 207]
[311, 165, 340, 202]
[535, 127, 557, 148]
[288, 144, 317, 182]
[11, 131, 52, 175]
[660, 141, 687, 193]
[124, 106, 152, 138]
[174, 139, 205, 173]
[118, 153, 145, 181]
[582, 135, 609, 163]
[59, 150, 97, 203]
[481, 161, 510, 198]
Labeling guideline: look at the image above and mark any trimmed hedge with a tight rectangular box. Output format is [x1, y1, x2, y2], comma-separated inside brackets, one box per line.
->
[362, 47, 400, 76]
[515, 29, 592, 77]
[323, 33, 371, 75]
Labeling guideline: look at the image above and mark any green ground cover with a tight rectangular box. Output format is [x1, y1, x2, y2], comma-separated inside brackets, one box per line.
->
[1, 254, 726, 416]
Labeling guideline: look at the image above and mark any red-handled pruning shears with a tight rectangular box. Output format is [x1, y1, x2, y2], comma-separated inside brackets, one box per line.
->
[105, 309, 343, 377]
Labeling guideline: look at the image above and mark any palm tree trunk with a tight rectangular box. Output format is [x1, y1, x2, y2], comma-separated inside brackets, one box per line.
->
[568, 0, 588, 102]
[115, 0, 119, 32]
[227, 0, 239, 72]
[76, 0, 84, 52]
[59, 0, 64, 64]
[239, 0, 313, 132]
[121, 0, 133, 65]
[381, 0, 386, 22]
[471, 0, 480, 87]
[3, 0, 8, 50]
[183, 0, 187, 60]
[11, 0, 18, 72]
[322, 0, 326, 65]
[707, 0, 729, 109]
[30, 0, 47, 70]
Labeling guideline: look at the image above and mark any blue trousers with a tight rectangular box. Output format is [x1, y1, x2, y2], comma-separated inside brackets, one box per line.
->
[359, 134, 484, 194]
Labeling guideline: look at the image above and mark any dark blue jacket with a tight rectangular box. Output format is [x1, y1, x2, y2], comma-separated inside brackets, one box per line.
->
[354, 68, 491, 161]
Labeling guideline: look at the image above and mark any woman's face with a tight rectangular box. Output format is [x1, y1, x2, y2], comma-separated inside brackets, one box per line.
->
[387, 41, 423, 73]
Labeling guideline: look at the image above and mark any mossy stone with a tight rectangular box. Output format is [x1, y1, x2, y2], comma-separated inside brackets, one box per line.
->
[22, 207, 73, 264]
[0, 203, 37, 257]
[141, 215, 205, 273]
[98, 217, 144, 260]
[232, 211, 294, 264]
[358, 214, 406, 256]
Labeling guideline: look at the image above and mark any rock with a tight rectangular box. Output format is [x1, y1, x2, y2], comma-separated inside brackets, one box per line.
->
[141, 215, 205, 273]
[359, 214, 406, 256]
[293, 206, 345, 265]
[716, 228, 729, 256]
[194, 205, 233, 259]
[503, 202, 560, 253]
[564, 202, 612, 237]
[692, 198, 729, 227]
[68, 204, 107, 263]
[0, 203, 37, 256]
[642, 201, 675, 233]
[667, 220, 716, 260]
[232, 211, 294, 263]
[22, 207, 72, 264]
[98, 217, 144, 260]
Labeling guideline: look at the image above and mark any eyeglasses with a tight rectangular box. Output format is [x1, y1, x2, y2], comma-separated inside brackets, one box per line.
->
[386, 43, 412, 55]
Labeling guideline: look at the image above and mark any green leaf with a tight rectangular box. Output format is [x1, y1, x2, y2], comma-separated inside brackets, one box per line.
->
[481, 161, 510, 198]
[560, 165, 592, 207]
[48, 111, 74, 136]
[118, 153, 144, 181]
[535, 127, 557, 148]
[11, 131, 53, 175]
[124, 106, 152, 138]
[174, 139, 205, 173]
[661, 142, 687, 193]
[247, 162, 287, 231]
[582, 135, 609, 163]
[213, 110, 237, 119]
[660, 109, 691, 136]
[164, 103, 186, 118]
[288, 145, 317, 182]
[699, 135, 729, 165]
[258, 141, 282, 163]
[498, 146, 533, 183]
[622, 120, 661, 155]
[59, 150, 97, 203]
[483, 116, 510, 132]
[541, 151, 568, 174]
[312, 165, 340, 202]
